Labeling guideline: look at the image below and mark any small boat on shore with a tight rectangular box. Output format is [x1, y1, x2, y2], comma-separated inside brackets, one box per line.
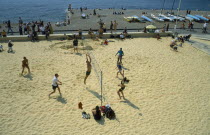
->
[141, 15, 153, 22]
[124, 15, 146, 23]
[159, 14, 174, 21]
[187, 14, 200, 21]
[194, 15, 209, 21]
[151, 14, 164, 22]
[185, 16, 194, 21]
[168, 14, 185, 21]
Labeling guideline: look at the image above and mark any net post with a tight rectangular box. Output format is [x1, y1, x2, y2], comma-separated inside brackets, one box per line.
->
[101, 71, 103, 106]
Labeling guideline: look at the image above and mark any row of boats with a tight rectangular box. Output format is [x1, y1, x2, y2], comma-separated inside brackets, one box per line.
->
[124, 14, 210, 23]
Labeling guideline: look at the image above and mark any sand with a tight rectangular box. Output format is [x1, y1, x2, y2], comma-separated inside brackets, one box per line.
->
[0, 37, 210, 135]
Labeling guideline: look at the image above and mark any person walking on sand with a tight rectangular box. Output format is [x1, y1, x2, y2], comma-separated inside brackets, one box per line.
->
[84, 54, 92, 84]
[7, 40, 14, 53]
[22, 57, 31, 75]
[113, 20, 118, 32]
[115, 48, 124, 63]
[49, 73, 62, 97]
[73, 38, 78, 53]
[116, 61, 124, 78]
[117, 81, 126, 100]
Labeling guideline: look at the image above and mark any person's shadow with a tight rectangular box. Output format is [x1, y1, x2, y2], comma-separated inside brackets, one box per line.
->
[121, 99, 140, 110]
[23, 73, 33, 80]
[75, 53, 82, 56]
[56, 95, 67, 104]
[95, 116, 105, 125]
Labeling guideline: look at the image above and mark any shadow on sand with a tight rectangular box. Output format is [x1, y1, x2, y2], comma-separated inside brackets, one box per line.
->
[23, 73, 33, 80]
[121, 99, 140, 110]
[86, 88, 102, 100]
[95, 116, 105, 125]
[75, 53, 82, 56]
[56, 95, 67, 104]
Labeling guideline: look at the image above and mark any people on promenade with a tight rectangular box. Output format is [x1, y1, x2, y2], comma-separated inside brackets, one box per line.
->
[1, 30, 7, 37]
[115, 48, 124, 63]
[202, 22, 208, 33]
[18, 17, 23, 26]
[21, 57, 31, 75]
[88, 28, 93, 39]
[6, 20, 13, 35]
[117, 81, 126, 100]
[49, 73, 62, 97]
[123, 27, 128, 37]
[113, 20, 118, 32]
[110, 21, 113, 32]
[98, 27, 104, 38]
[181, 23, 185, 29]
[93, 9, 96, 15]
[0, 45, 4, 52]
[73, 38, 78, 53]
[166, 24, 169, 31]
[7, 40, 14, 53]
[19, 25, 23, 35]
[84, 54, 92, 84]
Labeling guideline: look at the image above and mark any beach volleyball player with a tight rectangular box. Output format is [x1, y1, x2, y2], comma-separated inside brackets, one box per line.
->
[49, 73, 62, 97]
[84, 54, 92, 84]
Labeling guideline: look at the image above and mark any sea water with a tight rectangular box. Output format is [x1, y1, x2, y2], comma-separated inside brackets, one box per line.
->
[0, 0, 209, 23]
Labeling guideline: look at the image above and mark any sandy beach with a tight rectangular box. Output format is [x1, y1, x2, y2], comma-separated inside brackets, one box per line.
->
[0, 37, 210, 134]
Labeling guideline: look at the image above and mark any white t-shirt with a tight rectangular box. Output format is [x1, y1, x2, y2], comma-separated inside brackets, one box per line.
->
[52, 76, 58, 86]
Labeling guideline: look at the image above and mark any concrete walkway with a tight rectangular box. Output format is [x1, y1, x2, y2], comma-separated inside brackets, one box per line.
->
[187, 34, 210, 55]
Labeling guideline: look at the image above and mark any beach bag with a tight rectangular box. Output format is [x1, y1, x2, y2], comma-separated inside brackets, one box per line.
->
[105, 107, 115, 120]
[82, 111, 90, 119]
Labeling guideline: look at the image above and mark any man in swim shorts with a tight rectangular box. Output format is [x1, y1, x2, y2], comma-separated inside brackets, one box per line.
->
[73, 38, 78, 53]
[84, 54, 92, 84]
[49, 73, 62, 97]
[22, 57, 31, 75]
[115, 48, 124, 63]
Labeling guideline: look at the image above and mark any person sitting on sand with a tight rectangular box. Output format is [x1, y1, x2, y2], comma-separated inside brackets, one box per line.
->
[22, 57, 31, 75]
[157, 34, 161, 40]
[115, 48, 124, 63]
[116, 61, 124, 78]
[0, 45, 4, 52]
[101, 39, 108, 45]
[1, 30, 7, 37]
[73, 38, 79, 53]
[119, 33, 125, 40]
[84, 54, 92, 84]
[170, 40, 178, 51]
[117, 81, 126, 100]
[88, 28, 93, 39]
[92, 106, 101, 120]
[49, 73, 62, 97]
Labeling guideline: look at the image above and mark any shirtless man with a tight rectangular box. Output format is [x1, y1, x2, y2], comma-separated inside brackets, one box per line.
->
[84, 54, 92, 84]
[22, 57, 31, 74]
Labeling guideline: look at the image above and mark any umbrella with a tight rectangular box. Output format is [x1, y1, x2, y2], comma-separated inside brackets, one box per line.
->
[146, 25, 157, 29]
